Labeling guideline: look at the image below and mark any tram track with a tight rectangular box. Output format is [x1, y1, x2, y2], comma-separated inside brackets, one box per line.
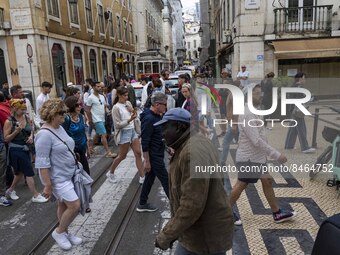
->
[103, 183, 141, 255]
[28, 156, 114, 255]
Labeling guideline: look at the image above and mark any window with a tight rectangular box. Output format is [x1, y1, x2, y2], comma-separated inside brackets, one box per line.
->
[69, 0, 79, 24]
[223, 1, 225, 30]
[89, 49, 98, 81]
[152, 62, 159, 74]
[85, 0, 93, 30]
[232, 0, 235, 22]
[194, 40, 196, 48]
[73, 47, 84, 85]
[109, 12, 114, 37]
[97, 4, 104, 34]
[0, 8, 4, 28]
[47, 0, 59, 17]
[117, 16, 122, 40]
[124, 20, 128, 43]
[129, 24, 133, 44]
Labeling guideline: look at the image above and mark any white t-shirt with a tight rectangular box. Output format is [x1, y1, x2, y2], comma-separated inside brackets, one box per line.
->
[115, 103, 134, 129]
[86, 94, 106, 123]
[35, 93, 50, 124]
[159, 78, 166, 93]
[237, 70, 250, 88]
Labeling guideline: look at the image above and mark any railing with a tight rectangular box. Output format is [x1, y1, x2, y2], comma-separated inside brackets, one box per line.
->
[274, 5, 333, 34]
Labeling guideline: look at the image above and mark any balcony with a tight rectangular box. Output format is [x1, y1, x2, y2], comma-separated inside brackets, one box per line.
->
[274, 5, 333, 35]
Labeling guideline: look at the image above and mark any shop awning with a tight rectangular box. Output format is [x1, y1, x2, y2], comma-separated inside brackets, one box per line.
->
[272, 38, 340, 59]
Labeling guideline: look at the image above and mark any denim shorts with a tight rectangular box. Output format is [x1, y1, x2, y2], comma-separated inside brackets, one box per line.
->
[9, 148, 35, 177]
[119, 128, 138, 144]
[95, 121, 107, 135]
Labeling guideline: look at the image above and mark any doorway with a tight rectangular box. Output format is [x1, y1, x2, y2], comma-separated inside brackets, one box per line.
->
[51, 44, 66, 97]
[0, 49, 8, 87]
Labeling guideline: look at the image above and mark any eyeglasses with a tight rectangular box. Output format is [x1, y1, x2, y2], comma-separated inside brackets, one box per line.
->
[57, 111, 66, 116]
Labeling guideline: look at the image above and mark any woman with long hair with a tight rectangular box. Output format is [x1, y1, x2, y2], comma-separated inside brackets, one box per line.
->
[4, 99, 48, 203]
[106, 87, 145, 184]
[63, 96, 90, 174]
[181, 83, 200, 131]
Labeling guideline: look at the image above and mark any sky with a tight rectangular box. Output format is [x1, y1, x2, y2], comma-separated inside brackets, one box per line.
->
[181, 0, 198, 10]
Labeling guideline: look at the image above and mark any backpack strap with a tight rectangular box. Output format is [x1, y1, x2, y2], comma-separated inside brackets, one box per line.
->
[40, 128, 79, 168]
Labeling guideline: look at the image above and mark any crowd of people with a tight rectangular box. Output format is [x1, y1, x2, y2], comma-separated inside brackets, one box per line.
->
[0, 65, 316, 253]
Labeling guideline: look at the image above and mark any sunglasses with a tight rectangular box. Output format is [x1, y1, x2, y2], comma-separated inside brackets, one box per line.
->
[57, 111, 67, 116]
[75, 103, 81, 107]
[99, 99, 103, 105]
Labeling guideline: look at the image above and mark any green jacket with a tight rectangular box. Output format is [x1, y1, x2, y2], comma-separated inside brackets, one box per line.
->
[157, 132, 233, 254]
[126, 84, 136, 108]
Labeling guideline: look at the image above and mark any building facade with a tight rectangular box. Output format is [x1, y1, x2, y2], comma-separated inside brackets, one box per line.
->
[184, 21, 201, 65]
[170, 0, 186, 68]
[162, 0, 174, 70]
[209, 0, 340, 96]
[0, 0, 137, 99]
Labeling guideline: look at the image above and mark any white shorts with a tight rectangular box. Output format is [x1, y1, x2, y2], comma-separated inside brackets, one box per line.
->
[53, 180, 79, 202]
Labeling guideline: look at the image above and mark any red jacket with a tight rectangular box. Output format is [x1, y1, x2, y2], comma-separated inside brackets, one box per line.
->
[0, 101, 11, 128]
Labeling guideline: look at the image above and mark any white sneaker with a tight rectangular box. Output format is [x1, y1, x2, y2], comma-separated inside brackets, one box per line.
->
[218, 147, 223, 152]
[52, 229, 72, 250]
[302, 148, 316, 154]
[234, 219, 242, 226]
[139, 176, 145, 184]
[6, 189, 19, 200]
[67, 233, 83, 245]
[106, 171, 117, 183]
[32, 194, 48, 203]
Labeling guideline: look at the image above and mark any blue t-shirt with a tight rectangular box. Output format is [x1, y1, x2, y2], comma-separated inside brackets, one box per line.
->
[62, 114, 87, 152]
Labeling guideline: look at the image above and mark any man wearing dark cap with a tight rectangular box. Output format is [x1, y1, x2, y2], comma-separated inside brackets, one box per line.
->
[137, 92, 169, 212]
[154, 108, 233, 254]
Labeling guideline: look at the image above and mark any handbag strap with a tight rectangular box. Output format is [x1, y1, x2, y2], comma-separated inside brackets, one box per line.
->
[41, 128, 79, 167]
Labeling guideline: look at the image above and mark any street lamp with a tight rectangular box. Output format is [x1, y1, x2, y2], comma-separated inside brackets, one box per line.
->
[198, 27, 203, 37]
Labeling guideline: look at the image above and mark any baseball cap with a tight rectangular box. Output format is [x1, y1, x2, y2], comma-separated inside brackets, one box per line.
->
[154, 108, 191, 126]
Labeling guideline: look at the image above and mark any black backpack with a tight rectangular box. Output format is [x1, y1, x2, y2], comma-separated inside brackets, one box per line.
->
[312, 213, 340, 255]
[144, 84, 153, 108]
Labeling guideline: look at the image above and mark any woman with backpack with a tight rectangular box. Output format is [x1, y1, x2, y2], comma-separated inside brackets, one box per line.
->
[3, 99, 48, 203]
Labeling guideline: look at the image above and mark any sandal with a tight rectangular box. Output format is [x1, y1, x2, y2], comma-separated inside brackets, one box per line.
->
[105, 152, 117, 158]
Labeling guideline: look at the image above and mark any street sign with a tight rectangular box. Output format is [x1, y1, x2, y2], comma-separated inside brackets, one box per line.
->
[26, 44, 33, 58]
[245, 0, 260, 10]
[257, 54, 264, 61]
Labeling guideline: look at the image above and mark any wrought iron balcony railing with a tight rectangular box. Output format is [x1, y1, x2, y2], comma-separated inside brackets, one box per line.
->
[274, 5, 333, 34]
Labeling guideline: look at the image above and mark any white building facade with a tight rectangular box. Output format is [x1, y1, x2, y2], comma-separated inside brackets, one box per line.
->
[209, 0, 340, 97]
[184, 21, 201, 65]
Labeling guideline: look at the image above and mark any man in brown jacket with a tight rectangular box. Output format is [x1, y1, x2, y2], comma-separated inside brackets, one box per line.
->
[154, 108, 233, 254]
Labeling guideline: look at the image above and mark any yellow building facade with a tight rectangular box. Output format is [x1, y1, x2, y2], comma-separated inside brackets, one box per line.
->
[0, 0, 137, 98]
